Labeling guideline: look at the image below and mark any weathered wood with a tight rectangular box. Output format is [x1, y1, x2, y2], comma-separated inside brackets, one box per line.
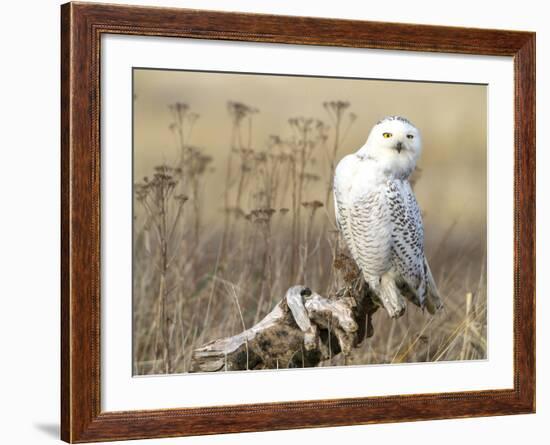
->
[191, 255, 378, 372]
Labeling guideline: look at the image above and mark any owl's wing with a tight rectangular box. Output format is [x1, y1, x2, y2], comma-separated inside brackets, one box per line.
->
[333, 155, 353, 234]
[333, 161, 392, 286]
[387, 179, 427, 305]
[423, 257, 443, 313]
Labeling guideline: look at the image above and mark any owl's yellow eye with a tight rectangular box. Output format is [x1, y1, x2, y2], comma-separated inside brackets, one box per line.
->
[382, 132, 392, 138]
[407, 134, 414, 139]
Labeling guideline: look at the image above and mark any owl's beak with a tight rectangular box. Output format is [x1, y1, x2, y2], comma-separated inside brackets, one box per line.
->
[394, 141, 403, 153]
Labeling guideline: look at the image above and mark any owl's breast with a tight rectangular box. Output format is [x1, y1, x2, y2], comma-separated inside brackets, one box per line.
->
[336, 156, 383, 204]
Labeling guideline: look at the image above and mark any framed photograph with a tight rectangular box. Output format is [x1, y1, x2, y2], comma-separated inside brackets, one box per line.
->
[61, 2, 535, 442]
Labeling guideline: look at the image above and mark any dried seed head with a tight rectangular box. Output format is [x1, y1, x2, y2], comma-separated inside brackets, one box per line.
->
[227, 101, 259, 123]
[174, 194, 188, 203]
[302, 200, 324, 210]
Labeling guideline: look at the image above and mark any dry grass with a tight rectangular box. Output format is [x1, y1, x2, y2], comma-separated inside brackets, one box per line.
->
[132, 100, 486, 375]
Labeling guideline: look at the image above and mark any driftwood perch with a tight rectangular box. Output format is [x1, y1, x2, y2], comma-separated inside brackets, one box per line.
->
[190, 254, 379, 372]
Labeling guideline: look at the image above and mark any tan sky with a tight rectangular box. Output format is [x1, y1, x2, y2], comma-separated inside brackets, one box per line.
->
[133, 68, 486, 239]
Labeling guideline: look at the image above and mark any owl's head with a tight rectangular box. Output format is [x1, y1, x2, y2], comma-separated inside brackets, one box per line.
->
[359, 116, 422, 176]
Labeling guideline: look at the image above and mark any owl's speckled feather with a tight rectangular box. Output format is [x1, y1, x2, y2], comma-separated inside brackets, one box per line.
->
[333, 116, 443, 318]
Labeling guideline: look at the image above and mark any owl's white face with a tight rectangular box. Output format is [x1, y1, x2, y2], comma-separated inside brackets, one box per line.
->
[368, 117, 422, 157]
[359, 116, 422, 177]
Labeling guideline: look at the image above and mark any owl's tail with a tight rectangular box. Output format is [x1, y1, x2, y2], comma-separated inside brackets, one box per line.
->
[424, 258, 443, 314]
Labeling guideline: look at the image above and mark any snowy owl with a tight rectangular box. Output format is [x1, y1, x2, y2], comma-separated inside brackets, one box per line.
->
[333, 116, 443, 318]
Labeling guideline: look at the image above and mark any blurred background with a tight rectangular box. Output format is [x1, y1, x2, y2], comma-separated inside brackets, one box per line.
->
[133, 68, 487, 375]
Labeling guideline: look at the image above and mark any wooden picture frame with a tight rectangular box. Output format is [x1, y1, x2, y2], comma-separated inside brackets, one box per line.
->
[61, 2, 535, 442]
